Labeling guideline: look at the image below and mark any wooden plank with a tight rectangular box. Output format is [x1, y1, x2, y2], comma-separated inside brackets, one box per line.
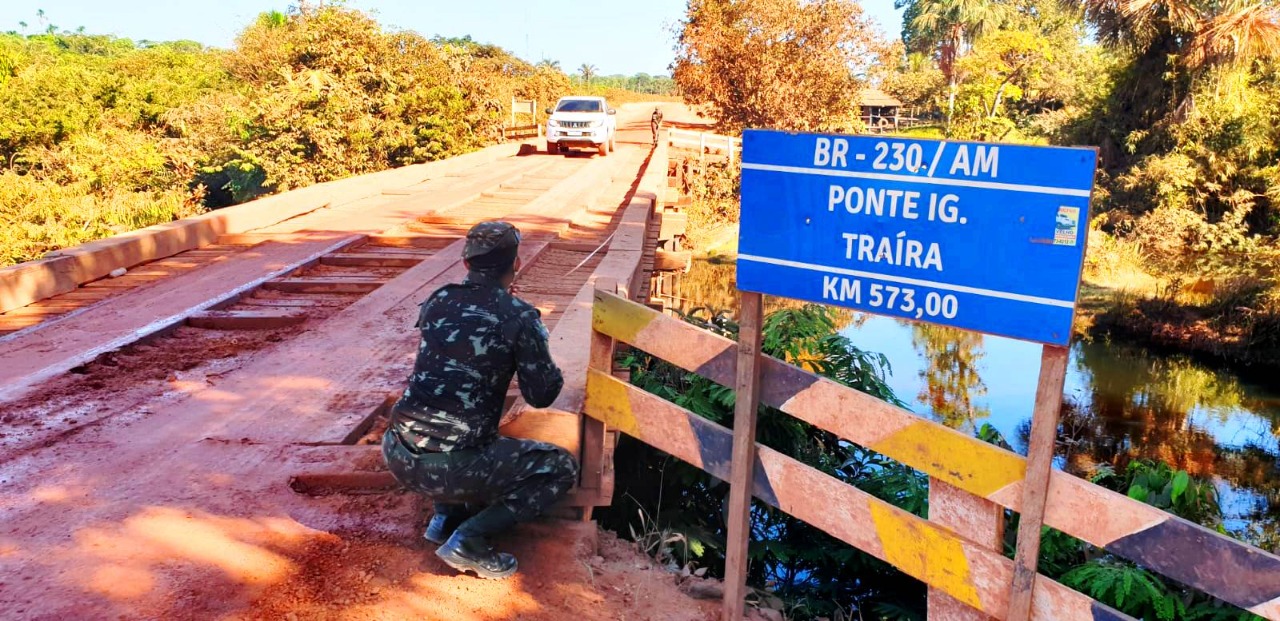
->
[588, 290, 1280, 618]
[581, 283, 618, 521]
[724, 292, 763, 621]
[187, 309, 308, 330]
[261, 278, 387, 294]
[582, 371, 1135, 621]
[1008, 346, 1070, 621]
[930, 480, 1003, 620]
[0, 306, 70, 318]
[497, 409, 581, 456]
[549, 242, 608, 253]
[654, 249, 691, 272]
[216, 233, 282, 246]
[0, 315, 46, 331]
[238, 297, 353, 308]
[658, 211, 687, 240]
[320, 254, 425, 268]
[366, 234, 457, 249]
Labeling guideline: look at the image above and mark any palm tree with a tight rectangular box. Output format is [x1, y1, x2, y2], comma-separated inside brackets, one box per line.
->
[1079, 0, 1280, 73]
[899, 0, 1008, 128]
[579, 63, 597, 87]
[537, 58, 562, 72]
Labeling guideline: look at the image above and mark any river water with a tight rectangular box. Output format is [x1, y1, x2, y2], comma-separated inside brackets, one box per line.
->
[663, 258, 1280, 548]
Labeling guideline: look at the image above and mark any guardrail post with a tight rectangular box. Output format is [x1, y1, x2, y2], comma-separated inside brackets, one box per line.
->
[929, 480, 1003, 620]
[580, 279, 620, 522]
[1007, 346, 1070, 621]
[724, 291, 764, 621]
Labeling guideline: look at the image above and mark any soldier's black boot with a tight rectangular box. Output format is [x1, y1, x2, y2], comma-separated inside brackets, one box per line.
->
[434, 504, 519, 579]
[435, 532, 518, 579]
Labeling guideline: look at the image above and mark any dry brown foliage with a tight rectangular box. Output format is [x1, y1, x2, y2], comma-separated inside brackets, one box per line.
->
[671, 0, 881, 132]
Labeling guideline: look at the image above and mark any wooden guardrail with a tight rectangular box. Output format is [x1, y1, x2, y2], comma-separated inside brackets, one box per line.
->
[503, 123, 542, 140]
[584, 289, 1280, 620]
[668, 128, 741, 161]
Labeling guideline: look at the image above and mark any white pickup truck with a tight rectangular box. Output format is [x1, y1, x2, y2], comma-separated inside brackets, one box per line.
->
[545, 96, 616, 156]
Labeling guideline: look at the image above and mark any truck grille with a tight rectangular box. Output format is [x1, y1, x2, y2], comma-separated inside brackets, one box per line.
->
[558, 121, 591, 128]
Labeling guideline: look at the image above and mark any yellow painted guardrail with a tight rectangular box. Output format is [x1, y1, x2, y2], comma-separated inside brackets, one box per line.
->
[584, 288, 1280, 620]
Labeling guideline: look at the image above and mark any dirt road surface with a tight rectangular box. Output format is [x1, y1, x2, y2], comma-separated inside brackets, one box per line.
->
[0, 105, 720, 621]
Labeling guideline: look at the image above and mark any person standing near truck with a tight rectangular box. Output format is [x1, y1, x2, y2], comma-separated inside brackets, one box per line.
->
[651, 107, 664, 146]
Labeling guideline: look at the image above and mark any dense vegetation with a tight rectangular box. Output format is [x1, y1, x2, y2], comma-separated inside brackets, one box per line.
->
[672, 0, 1280, 371]
[0, 6, 672, 267]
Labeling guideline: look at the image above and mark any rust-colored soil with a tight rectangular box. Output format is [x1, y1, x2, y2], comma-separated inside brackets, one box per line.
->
[0, 105, 721, 621]
[0, 324, 313, 461]
[244, 501, 719, 621]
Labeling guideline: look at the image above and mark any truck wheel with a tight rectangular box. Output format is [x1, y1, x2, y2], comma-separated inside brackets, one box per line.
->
[608, 136, 616, 152]
[547, 142, 559, 155]
[597, 143, 608, 156]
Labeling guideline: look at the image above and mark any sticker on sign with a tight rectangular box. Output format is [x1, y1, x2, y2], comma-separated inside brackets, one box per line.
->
[736, 130, 1098, 346]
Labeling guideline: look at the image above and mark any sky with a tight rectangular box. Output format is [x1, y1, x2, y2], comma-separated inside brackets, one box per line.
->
[0, 1, 904, 76]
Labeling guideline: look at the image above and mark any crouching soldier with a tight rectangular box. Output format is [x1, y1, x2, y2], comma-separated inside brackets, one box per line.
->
[382, 221, 578, 579]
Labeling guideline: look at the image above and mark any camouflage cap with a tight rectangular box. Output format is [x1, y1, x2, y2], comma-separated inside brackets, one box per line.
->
[465, 221, 519, 272]
[463, 221, 521, 268]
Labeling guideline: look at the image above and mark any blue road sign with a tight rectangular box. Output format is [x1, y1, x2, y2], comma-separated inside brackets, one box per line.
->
[737, 129, 1098, 346]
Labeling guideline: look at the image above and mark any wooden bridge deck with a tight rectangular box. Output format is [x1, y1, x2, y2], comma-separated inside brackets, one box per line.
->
[0, 107, 688, 619]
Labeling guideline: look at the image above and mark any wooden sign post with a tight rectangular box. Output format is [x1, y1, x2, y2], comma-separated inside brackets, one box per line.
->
[723, 291, 764, 621]
[1006, 345, 1071, 620]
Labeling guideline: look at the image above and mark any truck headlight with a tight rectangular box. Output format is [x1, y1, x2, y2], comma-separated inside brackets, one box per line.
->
[589, 120, 604, 128]
[548, 119, 559, 127]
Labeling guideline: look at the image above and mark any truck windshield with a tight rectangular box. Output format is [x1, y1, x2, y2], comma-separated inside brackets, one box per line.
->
[556, 100, 602, 113]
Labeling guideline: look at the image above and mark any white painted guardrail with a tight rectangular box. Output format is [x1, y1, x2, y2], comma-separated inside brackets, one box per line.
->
[667, 128, 741, 162]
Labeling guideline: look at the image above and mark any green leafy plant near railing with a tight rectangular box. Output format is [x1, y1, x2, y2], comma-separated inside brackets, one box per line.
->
[975, 423, 1260, 621]
[1097, 460, 1223, 529]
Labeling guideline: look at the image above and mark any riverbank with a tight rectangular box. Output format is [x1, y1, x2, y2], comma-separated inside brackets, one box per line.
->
[1076, 281, 1280, 381]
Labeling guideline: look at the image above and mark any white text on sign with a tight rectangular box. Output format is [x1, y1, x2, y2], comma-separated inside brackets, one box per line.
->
[812, 138, 1000, 179]
[821, 276, 958, 319]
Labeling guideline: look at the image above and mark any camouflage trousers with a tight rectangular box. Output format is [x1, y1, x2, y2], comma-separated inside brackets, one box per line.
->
[381, 428, 578, 535]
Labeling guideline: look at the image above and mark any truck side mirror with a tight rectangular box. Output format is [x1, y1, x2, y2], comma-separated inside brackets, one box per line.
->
[544, 108, 551, 115]
[607, 109, 616, 115]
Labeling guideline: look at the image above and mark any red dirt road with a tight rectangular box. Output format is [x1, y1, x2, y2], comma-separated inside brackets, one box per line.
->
[0, 106, 720, 620]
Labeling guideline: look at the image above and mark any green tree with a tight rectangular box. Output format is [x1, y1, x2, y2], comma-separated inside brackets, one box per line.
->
[0, 7, 574, 265]
[951, 28, 1056, 139]
[897, 0, 1008, 127]
[578, 63, 597, 87]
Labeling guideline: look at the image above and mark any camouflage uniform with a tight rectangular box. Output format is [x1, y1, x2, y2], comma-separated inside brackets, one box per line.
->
[382, 222, 578, 554]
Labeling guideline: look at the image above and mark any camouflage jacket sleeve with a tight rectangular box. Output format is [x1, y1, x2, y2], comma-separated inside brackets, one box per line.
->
[513, 308, 564, 408]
